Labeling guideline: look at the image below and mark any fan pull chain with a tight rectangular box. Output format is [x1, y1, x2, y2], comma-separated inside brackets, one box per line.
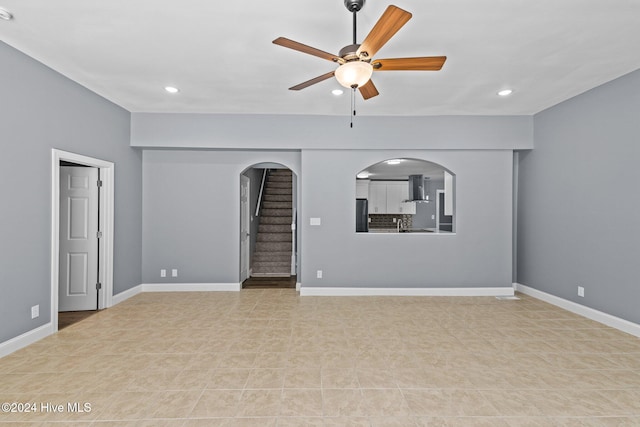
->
[350, 87, 357, 128]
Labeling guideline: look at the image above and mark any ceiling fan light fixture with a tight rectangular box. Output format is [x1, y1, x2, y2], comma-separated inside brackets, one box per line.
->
[334, 61, 373, 89]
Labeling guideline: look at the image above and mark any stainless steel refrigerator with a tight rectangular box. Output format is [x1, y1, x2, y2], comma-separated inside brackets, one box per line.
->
[356, 198, 368, 232]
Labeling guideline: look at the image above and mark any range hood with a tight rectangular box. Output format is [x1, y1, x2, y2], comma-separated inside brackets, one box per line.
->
[406, 174, 429, 202]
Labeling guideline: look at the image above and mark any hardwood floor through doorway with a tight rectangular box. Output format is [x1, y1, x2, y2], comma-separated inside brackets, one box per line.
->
[58, 310, 97, 330]
[242, 275, 296, 289]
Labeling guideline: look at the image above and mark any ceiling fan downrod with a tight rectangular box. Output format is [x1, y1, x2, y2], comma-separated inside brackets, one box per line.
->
[344, 0, 365, 44]
[344, 0, 365, 128]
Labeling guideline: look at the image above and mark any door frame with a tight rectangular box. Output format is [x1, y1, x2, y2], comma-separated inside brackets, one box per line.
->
[51, 149, 114, 331]
[436, 189, 444, 231]
[240, 175, 251, 283]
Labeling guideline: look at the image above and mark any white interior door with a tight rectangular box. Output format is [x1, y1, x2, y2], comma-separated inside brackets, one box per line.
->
[59, 166, 99, 311]
[240, 175, 250, 282]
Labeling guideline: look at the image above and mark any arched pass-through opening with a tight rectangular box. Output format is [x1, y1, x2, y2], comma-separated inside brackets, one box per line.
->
[356, 158, 455, 233]
[240, 163, 298, 289]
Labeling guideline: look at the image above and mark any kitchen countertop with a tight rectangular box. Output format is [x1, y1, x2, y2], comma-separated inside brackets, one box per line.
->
[367, 228, 451, 234]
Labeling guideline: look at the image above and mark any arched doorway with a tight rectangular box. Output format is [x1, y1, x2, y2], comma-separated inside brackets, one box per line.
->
[240, 163, 297, 289]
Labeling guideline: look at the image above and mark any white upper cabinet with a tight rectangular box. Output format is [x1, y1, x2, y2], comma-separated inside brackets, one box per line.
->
[368, 182, 387, 213]
[385, 182, 408, 214]
[368, 181, 415, 214]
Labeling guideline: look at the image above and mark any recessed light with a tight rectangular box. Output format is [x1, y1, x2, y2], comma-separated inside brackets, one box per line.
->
[357, 172, 370, 179]
[331, 89, 344, 96]
[498, 89, 513, 97]
[0, 8, 13, 20]
[386, 159, 402, 165]
[164, 86, 179, 94]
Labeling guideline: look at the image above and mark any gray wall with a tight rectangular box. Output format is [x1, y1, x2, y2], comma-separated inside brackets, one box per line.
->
[131, 113, 534, 150]
[142, 149, 512, 289]
[518, 69, 640, 324]
[137, 112, 526, 290]
[0, 42, 141, 344]
[302, 150, 514, 288]
[142, 150, 301, 284]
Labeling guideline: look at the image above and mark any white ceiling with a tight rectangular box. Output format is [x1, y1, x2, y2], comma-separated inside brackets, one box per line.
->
[1, 0, 639, 116]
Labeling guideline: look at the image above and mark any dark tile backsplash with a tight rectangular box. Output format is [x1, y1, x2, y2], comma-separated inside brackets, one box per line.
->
[369, 214, 413, 229]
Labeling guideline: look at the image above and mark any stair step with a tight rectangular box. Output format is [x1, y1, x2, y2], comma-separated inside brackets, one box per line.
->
[260, 216, 291, 225]
[270, 171, 292, 177]
[263, 201, 291, 209]
[257, 232, 291, 242]
[252, 264, 291, 275]
[252, 261, 291, 268]
[264, 194, 292, 202]
[259, 224, 291, 233]
[266, 182, 292, 189]
[264, 187, 292, 195]
[256, 241, 292, 252]
[253, 251, 290, 262]
[261, 208, 292, 217]
[267, 177, 292, 183]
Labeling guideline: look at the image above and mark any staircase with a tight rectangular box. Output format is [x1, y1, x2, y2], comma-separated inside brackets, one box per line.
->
[252, 169, 293, 277]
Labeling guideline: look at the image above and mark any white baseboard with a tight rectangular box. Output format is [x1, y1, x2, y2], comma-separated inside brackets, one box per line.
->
[111, 284, 143, 306]
[112, 282, 241, 305]
[141, 283, 242, 292]
[299, 286, 515, 297]
[296, 282, 301, 292]
[0, 323, 53, 359]
[514, 283, 640, 338]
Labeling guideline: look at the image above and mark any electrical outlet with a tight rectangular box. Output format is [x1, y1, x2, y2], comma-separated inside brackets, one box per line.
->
[317, 270, 323, 279]
[31, 305, 39, 319]
[160, 269, 166, 278]
[578, 286, 585, 297]
[172, 269, 178, 277]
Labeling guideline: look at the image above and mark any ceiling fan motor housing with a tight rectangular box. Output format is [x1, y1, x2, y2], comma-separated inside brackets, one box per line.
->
[339, 44, 366, 62]
[344, 0, 365, 12]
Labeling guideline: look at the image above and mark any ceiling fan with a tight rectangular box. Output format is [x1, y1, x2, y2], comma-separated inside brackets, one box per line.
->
[273, 0, 447, 100]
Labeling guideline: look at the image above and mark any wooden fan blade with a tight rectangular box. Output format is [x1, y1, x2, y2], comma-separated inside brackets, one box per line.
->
[372, 56, 447, 71]
[273, 37, 339, 62]
[359, 79, 379, 100]
[289, 71, 335, 91]
[356, 5, 412, 59]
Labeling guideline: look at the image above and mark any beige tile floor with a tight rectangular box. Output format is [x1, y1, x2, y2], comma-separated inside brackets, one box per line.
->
[1, 290, 640, 426]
